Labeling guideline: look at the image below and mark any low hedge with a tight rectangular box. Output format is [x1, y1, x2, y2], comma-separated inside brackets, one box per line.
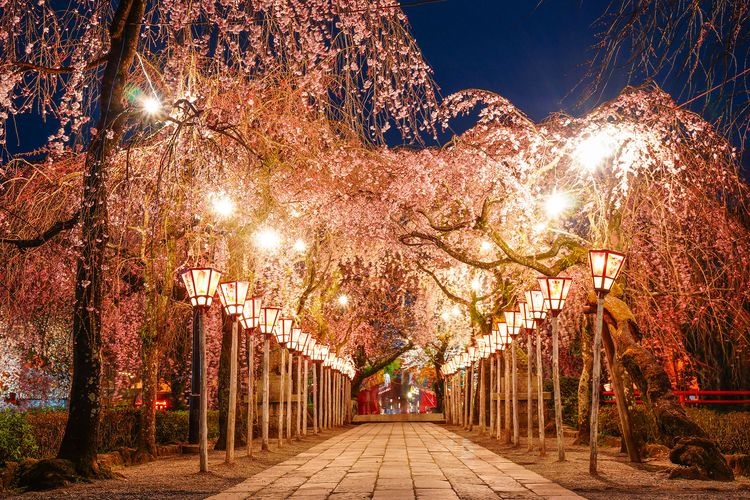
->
[1, 408, 220, 463]
[597, 405, 750, 455]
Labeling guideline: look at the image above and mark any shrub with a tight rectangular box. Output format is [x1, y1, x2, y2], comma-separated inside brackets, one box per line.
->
[543, 376, 579, 427]
[0, 410, 37, 464]
[687, 408, 750, 455]
[98, 408, 140, 452]
[24, 410, 66, 459]
[156, 410, 189, 444]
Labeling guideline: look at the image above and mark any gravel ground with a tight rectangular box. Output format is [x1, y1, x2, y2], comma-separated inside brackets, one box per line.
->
[2, 427, 349, 499]
[444, 424, 750, 499]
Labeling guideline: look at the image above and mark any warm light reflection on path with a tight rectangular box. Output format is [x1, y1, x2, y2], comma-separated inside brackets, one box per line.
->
[211, 423, 582, 499]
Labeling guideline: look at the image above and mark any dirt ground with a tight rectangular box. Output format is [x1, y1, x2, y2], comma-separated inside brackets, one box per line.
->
[2, 427, 349, 499]
[444, 424, 750, 499]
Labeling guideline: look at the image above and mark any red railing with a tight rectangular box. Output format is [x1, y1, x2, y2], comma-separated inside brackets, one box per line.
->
[601, 390, 750, 405]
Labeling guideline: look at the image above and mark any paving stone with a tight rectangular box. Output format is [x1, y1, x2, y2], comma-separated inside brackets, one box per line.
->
[212, 423, 582, 499]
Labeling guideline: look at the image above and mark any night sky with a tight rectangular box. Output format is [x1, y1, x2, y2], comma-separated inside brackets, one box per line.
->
[407, 0, 618, 122]
[5, 1, 731, 160]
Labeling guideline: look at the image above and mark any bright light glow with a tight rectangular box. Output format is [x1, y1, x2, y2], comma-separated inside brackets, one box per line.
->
[293, 239, 307, 253]
[254, 228, 282, 251]
[532, 222, 547, 234]
[479, 240, 493, 254]
[451, 305, 461, 317]
[337, 294, 349, 307]
[471, 276, 482, 292]
[574, 131, 615, 171]
[544, 191, 572, 219]
[440, 311, 451, 322]
[142, 95, 162, 115]
[210, 192, 235, 218]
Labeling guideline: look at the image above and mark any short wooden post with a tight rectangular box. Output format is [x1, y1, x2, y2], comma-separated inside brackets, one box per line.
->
[590, 295, 604, 474]
[247, 332, 255, 457]
[512, 341, 519, 447]
[226, 319, 238, 464]
[527, 331, 533, 452]
[551, 315, 565, 461]
[536, 322, 546, 456]
[198, 311, 208, 472]
[463, 368, 469, 428]
[262, 336, 270, 451]
[278, 348, 285, 447]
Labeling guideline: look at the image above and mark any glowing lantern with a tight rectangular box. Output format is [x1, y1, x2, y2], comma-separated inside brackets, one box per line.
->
[217, 281, 250, 316]
[518, 300, 534, 330]
[239, 296, 263, 330]
[537, 276, 573, 315]
[258, 307, 281, 336]
[274, 317, 294, 345]
[524, 289, 547, 322]
[504, 308, 524, 338]
[589, 249, 625, 293]
[181, 268, 222, 308]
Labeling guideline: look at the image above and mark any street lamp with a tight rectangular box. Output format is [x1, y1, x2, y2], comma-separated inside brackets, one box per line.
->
[274, 317, 294, 445]
[588, 249, 625, 474]
[258, 306, 281, 451]
[217, 280, 250, 464]
[525, 289, 548, 456]
[180, 267, 221, 472]
[538, 276, 573, 461]
[297, 331, 311, 437]
[240, 296, 262, 458]
[504, 308, 523, 446]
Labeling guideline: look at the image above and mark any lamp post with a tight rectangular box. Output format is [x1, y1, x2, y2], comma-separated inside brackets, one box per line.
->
[525, 289, 547, 457]
[478, 335, 490, 435]
[180, 267, 221, 472]
[588, 249, 625, 474]
[259, 306, 281, 451]
[217, 280, 250, 464]
[240, 296, 262, 457]
[519, 299, 535, 452]
[274, 317, 293, 446]
[538, 276, 572, 461]
[296, 331, 310, 439]
[285, 326, 301, 441]
[498, 323, 512, 444]
[504, 308, 524, 447]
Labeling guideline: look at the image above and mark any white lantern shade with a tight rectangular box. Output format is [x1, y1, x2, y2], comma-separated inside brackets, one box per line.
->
[181, 267, 222, 308]
[259, 307, 281, 335]
[217, 281, 250, 317]
[504, 308, 524, 338]
[538, 276, 573, 314]
[589, 249, 625, 293]
[524, 289, 547, 321]
[275, 317, 294, 345]
[239, 296, 263, 330]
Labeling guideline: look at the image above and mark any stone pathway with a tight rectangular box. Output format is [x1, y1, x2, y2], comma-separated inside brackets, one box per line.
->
[211, 423, 583, 499]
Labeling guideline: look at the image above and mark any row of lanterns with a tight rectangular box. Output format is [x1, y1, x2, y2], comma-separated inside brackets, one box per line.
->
[440, 248, 625, 473]
[179, 267, 356, 472]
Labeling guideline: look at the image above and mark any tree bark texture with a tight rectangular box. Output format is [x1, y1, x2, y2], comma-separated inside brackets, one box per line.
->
[58, 0, 147, 477]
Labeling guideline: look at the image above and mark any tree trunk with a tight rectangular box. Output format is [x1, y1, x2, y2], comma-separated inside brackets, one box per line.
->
[57, 0, 146, 477]
[597, 293, 733, 480]
[575, 319, 593, 445]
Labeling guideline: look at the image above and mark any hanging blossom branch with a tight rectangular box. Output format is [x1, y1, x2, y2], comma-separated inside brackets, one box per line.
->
[0, 211, 80, 249]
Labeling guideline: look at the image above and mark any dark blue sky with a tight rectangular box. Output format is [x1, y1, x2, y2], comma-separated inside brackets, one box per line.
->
[406, 0, 617, 122]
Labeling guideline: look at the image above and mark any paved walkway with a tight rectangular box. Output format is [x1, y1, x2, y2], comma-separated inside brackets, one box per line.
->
[211, 423, 583, 499]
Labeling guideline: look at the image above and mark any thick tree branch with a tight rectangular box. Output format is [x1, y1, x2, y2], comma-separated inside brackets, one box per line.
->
[0, 210, 80, 249]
